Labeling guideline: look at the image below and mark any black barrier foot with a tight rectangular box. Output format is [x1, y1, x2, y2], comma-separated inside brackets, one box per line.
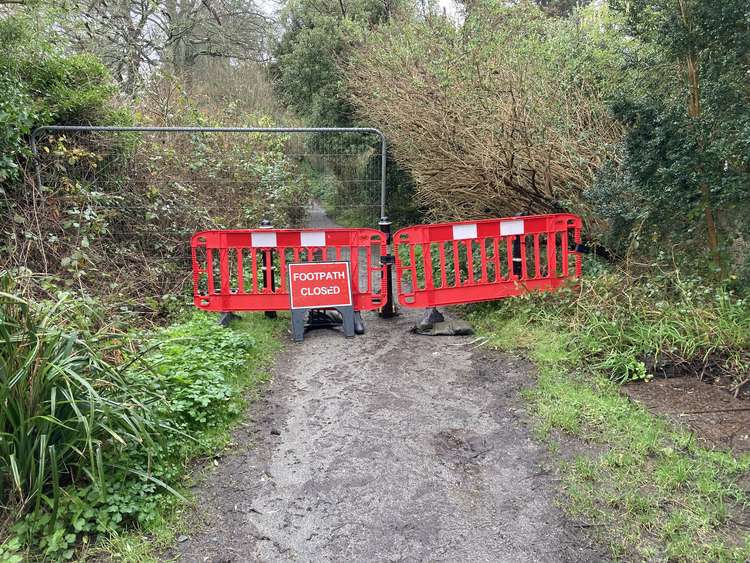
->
[290, 308, 356, 342]
[354, 311, 365, 335]
[340, 307, 355, 338]
[218, 312, 241, 327]
[416, 308, 444, 331]
[291, 309, 307, 342]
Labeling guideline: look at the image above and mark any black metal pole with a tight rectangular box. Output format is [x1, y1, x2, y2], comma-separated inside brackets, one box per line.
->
[379, 217, 396, 318]
[259, 219, 278, 319]
[512, 237, 523, 277]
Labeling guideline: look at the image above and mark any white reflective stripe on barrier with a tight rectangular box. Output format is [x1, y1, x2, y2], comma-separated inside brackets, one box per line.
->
[251, 231, 277, 247]
[452, 223, 477, 240]
[500, 219, 525, 236]
[301, 231, 326, 247]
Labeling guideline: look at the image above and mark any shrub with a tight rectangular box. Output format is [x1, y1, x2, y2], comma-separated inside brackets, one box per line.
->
[591, 0, 750, 276]
[0, 278, 157, 529]
[1, 290, 277, 559]
[0, 13, 125, 185]
[346, 2, 625, 223]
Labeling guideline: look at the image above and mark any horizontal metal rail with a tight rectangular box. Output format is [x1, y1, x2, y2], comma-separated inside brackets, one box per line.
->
[30, 125, 389, 219]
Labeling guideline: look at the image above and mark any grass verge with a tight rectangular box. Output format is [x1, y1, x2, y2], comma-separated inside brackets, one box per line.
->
[469, 275, 750, 562]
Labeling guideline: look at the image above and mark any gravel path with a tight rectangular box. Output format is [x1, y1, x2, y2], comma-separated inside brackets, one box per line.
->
[165, 207, 605, 562]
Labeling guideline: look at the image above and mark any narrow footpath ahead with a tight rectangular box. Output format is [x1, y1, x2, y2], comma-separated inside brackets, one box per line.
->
[166, 208, 605, 563]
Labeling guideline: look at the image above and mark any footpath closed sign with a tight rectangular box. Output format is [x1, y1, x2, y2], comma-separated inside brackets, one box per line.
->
[288, 261, 353, 309]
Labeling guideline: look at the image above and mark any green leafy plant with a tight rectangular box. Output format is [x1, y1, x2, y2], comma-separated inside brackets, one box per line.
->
[1, 297, 279, 560]
[0, 281, 157, 518]
[593, 0, 750, 277]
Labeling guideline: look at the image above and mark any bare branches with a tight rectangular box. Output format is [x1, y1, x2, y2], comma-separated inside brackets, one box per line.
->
[67, 0, 272, 95]
[346, 13, 622, 225]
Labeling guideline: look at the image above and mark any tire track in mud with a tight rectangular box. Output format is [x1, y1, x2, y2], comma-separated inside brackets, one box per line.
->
[165, 207, 605, 562]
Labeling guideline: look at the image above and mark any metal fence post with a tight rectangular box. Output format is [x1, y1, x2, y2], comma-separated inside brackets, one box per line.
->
[379, 216, 396, 318]
[512, 236, 523, 277]
[259, 219, 278, 319]
[512, 211, 526, 278]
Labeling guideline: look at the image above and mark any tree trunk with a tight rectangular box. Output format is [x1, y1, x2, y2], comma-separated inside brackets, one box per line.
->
[679, 0, 723, 277]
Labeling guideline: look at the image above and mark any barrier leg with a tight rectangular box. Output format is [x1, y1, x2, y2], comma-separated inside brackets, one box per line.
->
[339, 306, 356, 338]
[291, 309, 306, 342]
[218, 312, 241, 327]
[379, 217, 396, 318]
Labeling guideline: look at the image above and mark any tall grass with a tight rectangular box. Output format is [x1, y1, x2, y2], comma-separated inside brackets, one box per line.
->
[0, 284, 156, 523]
[471, 268, 750, 387]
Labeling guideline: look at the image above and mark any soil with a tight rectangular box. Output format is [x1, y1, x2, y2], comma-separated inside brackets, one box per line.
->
[163, 206, 606, 562]
[163, 310, 606, 562]
[626, 348, 750, 454]
[623, 376, 750, 454]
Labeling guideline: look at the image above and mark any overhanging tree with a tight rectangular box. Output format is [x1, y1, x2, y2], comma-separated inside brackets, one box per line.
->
[606, 0, 750, 275]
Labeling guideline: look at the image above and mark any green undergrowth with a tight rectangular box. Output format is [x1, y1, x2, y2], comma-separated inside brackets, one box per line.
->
[1, 304, 281, 562]
[469, 272, 750, 561]
[91, 313, 283, 562]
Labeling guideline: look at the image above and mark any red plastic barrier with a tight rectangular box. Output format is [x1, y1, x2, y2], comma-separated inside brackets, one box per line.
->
[192, 228, 387, 312]
[394, 214, 582, 308]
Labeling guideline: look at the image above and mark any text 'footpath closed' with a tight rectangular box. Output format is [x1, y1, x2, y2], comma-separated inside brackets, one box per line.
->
[288, 262, 352, 309]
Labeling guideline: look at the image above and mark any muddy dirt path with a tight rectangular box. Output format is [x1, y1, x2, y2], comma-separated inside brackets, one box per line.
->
[166, 207, 604, 562]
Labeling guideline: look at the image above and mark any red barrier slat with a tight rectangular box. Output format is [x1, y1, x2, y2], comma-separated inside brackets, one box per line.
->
[394, 214, 582, 308]
[466, 240, 475, 285]
[263, 249, 272, 293]
[207, 248, 215, 294]
[251, 249, 258, 293]
[439, 243, 448, 288]
[220, 249, 229, 294]
[492, 238, 501, 283]
[452, 240, 460, 287]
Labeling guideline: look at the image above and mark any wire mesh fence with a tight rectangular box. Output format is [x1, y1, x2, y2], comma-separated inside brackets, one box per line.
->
[5, 127, 385, 315]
